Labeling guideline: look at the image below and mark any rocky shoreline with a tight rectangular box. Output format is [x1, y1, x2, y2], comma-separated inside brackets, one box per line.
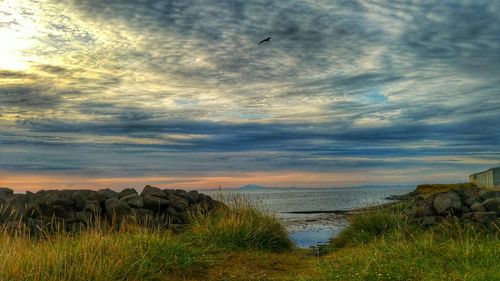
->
[0, 185, 218, 234]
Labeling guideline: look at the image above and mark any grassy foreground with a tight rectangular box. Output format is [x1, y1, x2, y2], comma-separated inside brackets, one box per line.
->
[0, 199, 499, 280]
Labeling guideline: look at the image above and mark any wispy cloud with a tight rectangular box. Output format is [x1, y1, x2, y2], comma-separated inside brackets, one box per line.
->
[0, 0, 499, 189]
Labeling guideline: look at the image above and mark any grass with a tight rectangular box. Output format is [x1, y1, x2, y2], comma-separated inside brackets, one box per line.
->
[0, 225, 208, 281]
[0, 195, 294, 281]
[187, 194, 293, 252]
[0, 195, 499, 281]
[319, 208, 500, 281]
[416, 183, 477, 195]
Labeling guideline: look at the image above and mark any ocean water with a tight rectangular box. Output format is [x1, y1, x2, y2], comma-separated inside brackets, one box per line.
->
[204, 186, 413, 213]
[204, 186, 413, 248]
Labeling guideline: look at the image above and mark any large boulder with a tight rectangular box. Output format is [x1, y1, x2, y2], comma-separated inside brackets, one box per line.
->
[83, 200, 101, 213]
[70, 191, 89, 210]
[478, 190, 500, 201]
[0, 187, 14, 199]
[97, 188, 119, 199]
[141, 185, 168, 199]
[470, 202, 486, 212]
[482, 198, 500, 213]
[174, 189, 196, 203]
[168, 194, 190, 211]
[406, 198, 436, 217]
[132, 208, 154, 221]
[142, 195, 170, 212]
[1, 194, 29, 221]
[464, 195, 482, 206]
[74, 211, 93, 223]
[433, 192, 462, 214]
[118, 188, 138, 198]
[121, 194, 144, 208]
[472, 212, 497, 224]
[104, 198, 131, 219]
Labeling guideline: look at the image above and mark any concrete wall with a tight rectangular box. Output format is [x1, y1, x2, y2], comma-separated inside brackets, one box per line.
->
[494, 168, 500, 189]
[469, 167, 500, 190]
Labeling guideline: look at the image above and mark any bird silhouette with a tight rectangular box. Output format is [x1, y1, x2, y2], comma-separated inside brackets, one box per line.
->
[258, 37, 271, 45]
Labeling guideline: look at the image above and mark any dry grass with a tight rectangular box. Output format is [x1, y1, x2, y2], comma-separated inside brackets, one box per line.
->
[416, 183, 476, 195]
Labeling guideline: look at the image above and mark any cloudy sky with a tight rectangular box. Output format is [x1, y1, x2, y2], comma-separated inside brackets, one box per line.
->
[0, 0, 499, 190]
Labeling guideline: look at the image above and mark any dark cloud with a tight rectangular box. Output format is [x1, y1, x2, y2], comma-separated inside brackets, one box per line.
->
[0, 86, 61, 108]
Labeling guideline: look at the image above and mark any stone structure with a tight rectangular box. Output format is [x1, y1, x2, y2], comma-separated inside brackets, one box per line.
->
[469, 167, 500, 190]
[403, 187, 500, 227]
[0, 185, 218, 234]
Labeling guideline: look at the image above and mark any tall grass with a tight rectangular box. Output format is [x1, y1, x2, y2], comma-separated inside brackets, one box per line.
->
[330, 208, 412, 248]
[320, 208, 500, 281]
[0, 224, 208, 281]
[0, 195, 293, 280]
[186, 194, 293, 252]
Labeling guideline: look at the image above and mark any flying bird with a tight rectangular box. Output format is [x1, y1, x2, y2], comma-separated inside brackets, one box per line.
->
[258, 37, 271, 45]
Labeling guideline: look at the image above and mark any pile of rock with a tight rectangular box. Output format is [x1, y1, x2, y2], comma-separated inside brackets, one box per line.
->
[403, 188, 500, 227]
[0, 185, 218, 233]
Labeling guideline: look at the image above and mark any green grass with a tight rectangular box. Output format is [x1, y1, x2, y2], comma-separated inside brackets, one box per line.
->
[320, 208, 500, 281]
[0, 226, 208, 281]
[0, 196, 498, 281]
[186, 194, 293, 252]
[0, 195, 293, 281]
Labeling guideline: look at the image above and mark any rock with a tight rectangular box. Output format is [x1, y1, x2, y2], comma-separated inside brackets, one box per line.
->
[409, 199, 436, 217]
[71, 191, 88, 210]
[419, 216, 442, 228]
[461, 205, 471, 213]
[97, 188, 119, 199]
[433, 192, 462, 214]
[478, 190, 500, 201]
[2, 194, 29, 220]
[104, 198, 131, 219]
[473, 212, 497, 224]
[168, 194, 190, 211]
[174, 189, 195, 203]
[464, 195, 481, 206]
[47, 196, 71, 208]
[0, 187, 218, 233]
[118, 188, 138, 198]
[188, 190, 199, 201]
[470, 202, 486, 212]
[482, 198, 500, 213]
[0, 187, 14, 199]
[121, 194, 143, 208]
[142, 195, 170, 212]
[74, 211, 93, 223]
[51, 204, 69, 218]
[83, 200, 101, 213]
[141, 185, 168, 199]
[461, 212, 475, 219]
[132, 208, 154, 220]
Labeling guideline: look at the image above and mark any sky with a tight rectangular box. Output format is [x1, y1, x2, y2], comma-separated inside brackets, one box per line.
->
[0, 0, 499, 191]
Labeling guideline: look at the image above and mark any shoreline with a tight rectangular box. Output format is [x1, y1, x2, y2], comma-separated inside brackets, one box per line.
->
[279, 211, 349, 248]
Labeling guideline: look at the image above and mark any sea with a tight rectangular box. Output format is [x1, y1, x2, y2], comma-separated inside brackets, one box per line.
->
[204, 186, 414, 248]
